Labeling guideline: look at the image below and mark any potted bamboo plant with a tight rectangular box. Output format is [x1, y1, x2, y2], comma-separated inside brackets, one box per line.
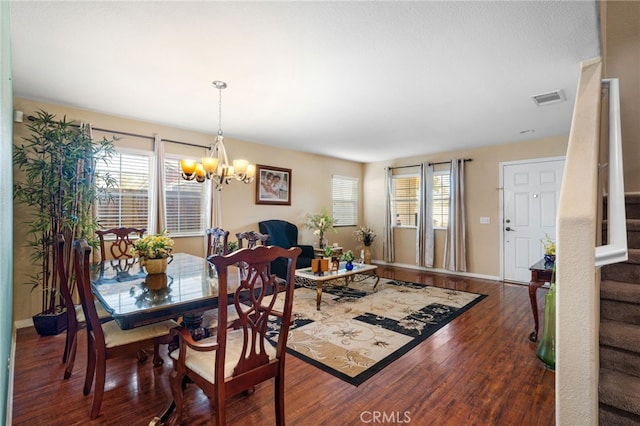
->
[13, 110, 116, 335]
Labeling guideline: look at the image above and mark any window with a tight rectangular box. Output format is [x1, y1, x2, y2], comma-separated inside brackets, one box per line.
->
[391, 174, 419, 227]
[95, 149, 152, 230]
[332, 175, 358, 226]
[432, 171, 450, 228]
[164, 155, 207, 235]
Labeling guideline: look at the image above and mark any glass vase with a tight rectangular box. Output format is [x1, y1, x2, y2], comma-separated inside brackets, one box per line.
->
[536, 282, 556, 370]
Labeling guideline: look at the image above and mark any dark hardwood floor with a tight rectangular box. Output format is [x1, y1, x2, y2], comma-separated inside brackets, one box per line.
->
[12, 266, 554, 425]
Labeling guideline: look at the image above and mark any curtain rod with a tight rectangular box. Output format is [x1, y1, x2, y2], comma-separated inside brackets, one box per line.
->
[429, 158, 473, 166]
[160, 137, 208, 149]
[388, 158, 473, 170]
[25, 115, 208, 148]
[25, 115, 155, 141]
[388, 164, 420, 170]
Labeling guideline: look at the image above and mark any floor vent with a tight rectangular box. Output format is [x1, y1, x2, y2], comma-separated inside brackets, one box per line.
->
[531, 90, 565, 106]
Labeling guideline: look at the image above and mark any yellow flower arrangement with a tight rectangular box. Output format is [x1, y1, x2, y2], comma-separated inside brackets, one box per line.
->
[541, 234, 556, 256]
[130, 231, 174, 260]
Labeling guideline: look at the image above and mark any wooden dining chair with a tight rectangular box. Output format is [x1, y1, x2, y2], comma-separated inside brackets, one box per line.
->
[57, 234, 112, 379]
[169, 245, 301, 425]
[73, 239, 179, 420]
[206, 227, 230, 257]
[202, 227, 237, 337]
[96, 227, 146, 261]
[235, 230, 270, 249]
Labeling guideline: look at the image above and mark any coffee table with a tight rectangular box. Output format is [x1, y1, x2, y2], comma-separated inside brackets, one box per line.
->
[295, 262, 379, 310]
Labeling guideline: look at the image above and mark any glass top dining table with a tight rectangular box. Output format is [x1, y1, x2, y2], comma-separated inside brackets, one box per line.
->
[90, 253, 235, 330]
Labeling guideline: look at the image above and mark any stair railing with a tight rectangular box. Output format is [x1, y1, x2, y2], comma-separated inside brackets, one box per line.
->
[596, 78, 627, 267]
[555, 59, 627, 424]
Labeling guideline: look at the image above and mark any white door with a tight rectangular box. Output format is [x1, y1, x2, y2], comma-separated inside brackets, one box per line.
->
[502, 159, 564, 283]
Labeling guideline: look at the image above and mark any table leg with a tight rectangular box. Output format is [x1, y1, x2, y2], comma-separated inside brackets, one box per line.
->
[528, 281, 541, 342]
[316, 282, 323, 311]
[372, 274, 381, 292]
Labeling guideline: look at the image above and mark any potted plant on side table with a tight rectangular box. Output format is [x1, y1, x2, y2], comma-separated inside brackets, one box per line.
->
[341, 250, 355, 271]
[13, 110, 116, 335]
[305, 208, 337, 249]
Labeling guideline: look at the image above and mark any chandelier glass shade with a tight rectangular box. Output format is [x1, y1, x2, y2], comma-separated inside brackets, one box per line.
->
[179, 81, 255, 190]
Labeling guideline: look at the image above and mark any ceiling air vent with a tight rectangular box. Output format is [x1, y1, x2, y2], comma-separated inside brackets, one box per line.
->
[531, 90, 565, 106]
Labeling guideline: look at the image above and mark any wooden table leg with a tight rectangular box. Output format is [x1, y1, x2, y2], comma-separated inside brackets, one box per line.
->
[528, 281, 541, 342]
[316, 282, 323, 311]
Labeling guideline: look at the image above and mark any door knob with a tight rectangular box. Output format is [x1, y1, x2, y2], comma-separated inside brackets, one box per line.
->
[505, 227, 515, 231]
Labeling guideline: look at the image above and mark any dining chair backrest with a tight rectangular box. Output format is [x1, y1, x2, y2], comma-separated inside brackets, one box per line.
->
[96, 227, 146, 261]
[57, 234, 80, 370]
[58, 234, 113, 380]
[235, 230, 270, 249]
[206, 227, 230, 258]
[170, 245, 301, 425]
[73, 238, 178, 419]
[57, 234, 78, 337]
[74, 240, 107, 343]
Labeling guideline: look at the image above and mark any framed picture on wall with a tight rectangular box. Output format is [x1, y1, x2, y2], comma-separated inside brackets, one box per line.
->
[255, 164, 292, 205]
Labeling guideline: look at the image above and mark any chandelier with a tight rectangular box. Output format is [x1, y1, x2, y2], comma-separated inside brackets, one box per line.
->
[179, 81, 255, 190]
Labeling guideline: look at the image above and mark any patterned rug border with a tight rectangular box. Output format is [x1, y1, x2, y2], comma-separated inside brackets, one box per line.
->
[282, 279, 487, 386]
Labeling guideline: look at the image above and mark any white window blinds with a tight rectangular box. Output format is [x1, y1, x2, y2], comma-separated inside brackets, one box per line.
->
[332, 175, 358, 226]
[95, 150, 151, 230]
[163, 156, 206, 235]
[391, 174, 419, 227]
[432, 171, 450, 228]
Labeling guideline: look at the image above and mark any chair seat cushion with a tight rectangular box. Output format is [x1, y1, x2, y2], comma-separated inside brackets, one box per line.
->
[169, 329, 276, 382]
[75, 301, 111, 323]
[201, 305, 240, 331]
[99, 319, 179, 348]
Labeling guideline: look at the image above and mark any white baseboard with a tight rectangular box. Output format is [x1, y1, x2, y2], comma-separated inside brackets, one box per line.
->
[14, 319, 33, 330]
[372, 259, 502, 282]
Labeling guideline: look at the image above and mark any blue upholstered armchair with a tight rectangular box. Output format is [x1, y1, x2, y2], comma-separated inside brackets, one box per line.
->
[258, 220, 314, 278]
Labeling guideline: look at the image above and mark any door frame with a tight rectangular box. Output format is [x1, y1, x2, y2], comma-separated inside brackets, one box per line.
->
[498, 156, 566, 282]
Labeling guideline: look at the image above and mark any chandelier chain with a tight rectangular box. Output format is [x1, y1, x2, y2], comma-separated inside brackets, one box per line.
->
[217, 85, 223, 136]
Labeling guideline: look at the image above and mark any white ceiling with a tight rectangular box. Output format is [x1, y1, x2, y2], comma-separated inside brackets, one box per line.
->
[9, 1, 600, 163]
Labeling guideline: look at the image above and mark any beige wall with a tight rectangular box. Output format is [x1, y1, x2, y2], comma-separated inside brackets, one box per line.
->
[603, 1, 640, 192]
[363, 136, 569, 278]
[12, 98, 364, 322]
[12, 98, 570, 321]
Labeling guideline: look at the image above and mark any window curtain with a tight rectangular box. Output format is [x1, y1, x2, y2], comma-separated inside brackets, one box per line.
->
[83, 122, 101, 263]
[154, 135, 165, 233]
[418, 163, 434, 267]
[443, 159, 467, 272]
[383, 167, 395, 263]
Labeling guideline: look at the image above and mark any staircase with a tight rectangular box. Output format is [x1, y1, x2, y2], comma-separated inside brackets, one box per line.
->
[600, 193, 640, 424]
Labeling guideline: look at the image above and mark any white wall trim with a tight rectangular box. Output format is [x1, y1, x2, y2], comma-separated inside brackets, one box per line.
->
[13, 319, 33, 330]
[373, 259, 501, 282]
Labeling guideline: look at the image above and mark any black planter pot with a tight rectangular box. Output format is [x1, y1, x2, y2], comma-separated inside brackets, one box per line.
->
[32, 310, 67, 336]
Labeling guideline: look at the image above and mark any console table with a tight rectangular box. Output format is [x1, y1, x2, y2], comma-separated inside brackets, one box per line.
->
[528, 259, 554, 342]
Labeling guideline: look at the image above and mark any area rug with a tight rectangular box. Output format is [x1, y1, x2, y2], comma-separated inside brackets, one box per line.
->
[268, 277, 487, 386]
